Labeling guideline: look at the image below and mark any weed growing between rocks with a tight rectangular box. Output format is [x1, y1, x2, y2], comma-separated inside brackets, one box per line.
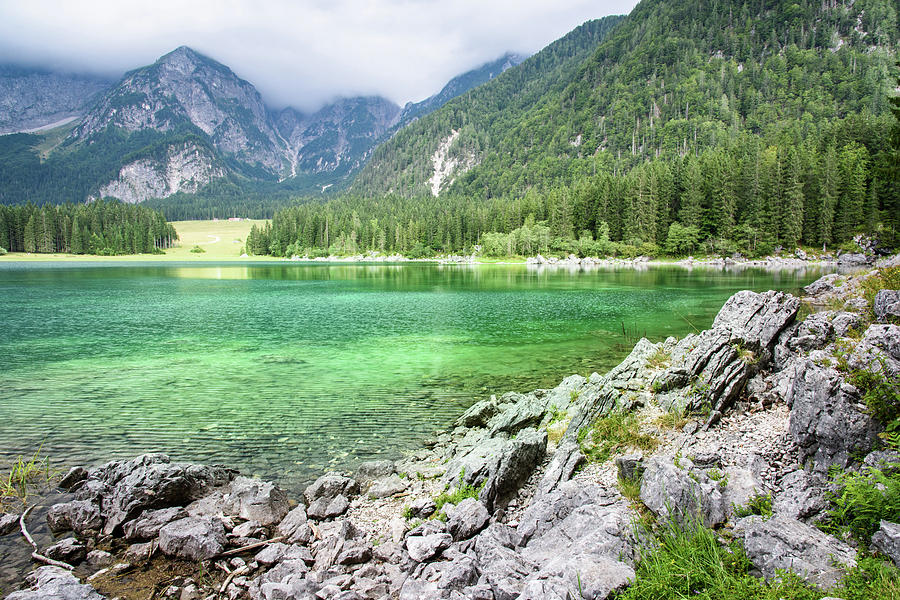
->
[733, 492, 773, 519]
[848, 366, 900, 447]
[820, 466, 900, 547]
[860, 266, 900, 321]
[578, 412, 659, 463]
[0, 447, 54, 507]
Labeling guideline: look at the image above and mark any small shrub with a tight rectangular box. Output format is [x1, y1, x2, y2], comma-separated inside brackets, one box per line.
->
[820, 466, 900, 546]
[860, 266, 900, 320]
[733, 492, 773, 519]
[0, 246, 7, 255]
[848, 366, 900, 428]
[434, 471, 483, 512]
[578, 412, 658, 463]
[190, 245, 206, 253]
[837, 557, 900, 600]
[401, 505, 413, 520]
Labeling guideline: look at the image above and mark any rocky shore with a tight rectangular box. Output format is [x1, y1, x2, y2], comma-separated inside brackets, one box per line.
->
[3, 258, 900, 600]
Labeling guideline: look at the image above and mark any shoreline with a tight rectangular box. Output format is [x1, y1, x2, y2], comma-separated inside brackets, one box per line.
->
[3, 258, 898, 599]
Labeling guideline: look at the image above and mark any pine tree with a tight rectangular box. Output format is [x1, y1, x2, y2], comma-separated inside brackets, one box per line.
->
[23, 214, 36, 253]
[782, 149, 804, 248]
[71, 216, 83, 254]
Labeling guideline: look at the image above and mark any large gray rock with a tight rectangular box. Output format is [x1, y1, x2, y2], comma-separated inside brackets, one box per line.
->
[518, 554, 634, 600]
[455, 398, 500, 429]
[5, 566, 106, 600]
[46, 500, 102, 535]
[787, 359, 881, 470]
[222, 476, 289, 525]
[444, 428, 547, 512]
[354, 460, 395, 486]
[848, 324, 900, 377]
[367, 475, 408, 499]
[712, 290, 800, 353]
[874, 290, 900, 323]
[398, 554, 480, 599]
[871, 520, 900, 566]
[535, 441, 585, 497]
[788, 312, 834, 352]
[123, 506, 187, 540]
[639, 455, 727, 527]
[735, 515, 856, 589]
[82, 453, 234, 535]
[158, 516, 227, 561]
[405, 533, 452, 563]
[307, 493, 350, 520]
[838, 252, 871, 266]
[772, 470, 828, 522]
[803, 273, 842, 298]
[44, 537, 87, 564]
[304, 473, 359, 505]
[276, 506, 314, 544]
[0, 511, 20, 536]
[447, 498, 490, 541]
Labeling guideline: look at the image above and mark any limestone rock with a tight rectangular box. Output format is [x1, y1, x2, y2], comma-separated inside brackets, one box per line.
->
[304, 473, 359, 505]
[735, 515, 856, 589]
[158, 516, 227, 561]
[354, 460, 395, 486]
[276, 505, 313, 544]
[447, 498, 490, 541]
[787, 359, 880, 470]
[803, 273, 842, 298]
[535, 441, 585, 497]
[455, 398, 500, 429]
[519, 554, 634, 600]
[123, 506, 187, 540]
[406, 533, 452, 563]
[615, 453, 644, 482]
[639, 455, 727, 527]
[44, 537, 87, 564]
[871, 520, 900, 567]
[47, 500, 102, 535]
[5, 566, 106, 600]
[59, 466, 88, 490]
[367, 475, 408, 499]
[0, 511, 19, 536]
[222, 476, 290, 525]
[848, 324, 900, 377]
[712, 290, 800, 353]
[773, 470, 828, 522]
[307, 493, 350, 520]
[83, 453, 234, 535]
[874, 290, 900, 323]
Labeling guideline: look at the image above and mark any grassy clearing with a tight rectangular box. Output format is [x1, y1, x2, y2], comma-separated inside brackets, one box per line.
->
[578, 411, 659, 463]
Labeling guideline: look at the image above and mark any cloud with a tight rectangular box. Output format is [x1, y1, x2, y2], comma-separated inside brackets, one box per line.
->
[0, 0, 638, 112]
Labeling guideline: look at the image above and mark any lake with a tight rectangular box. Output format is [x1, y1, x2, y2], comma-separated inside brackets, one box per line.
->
[0, 261, 828, 492]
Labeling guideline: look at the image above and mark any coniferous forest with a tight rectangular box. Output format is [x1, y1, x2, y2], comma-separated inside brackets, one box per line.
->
[0, 201, 177, 255]
[247, 0, 900, 258]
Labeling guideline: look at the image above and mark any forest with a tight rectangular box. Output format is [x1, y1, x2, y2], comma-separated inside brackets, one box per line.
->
[245, 0, 900, 259]
[0, 201, 178, 255]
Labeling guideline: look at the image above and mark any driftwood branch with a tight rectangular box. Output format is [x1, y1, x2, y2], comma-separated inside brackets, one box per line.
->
[20, 505, 75, 571]
[217, 536, 284, 558]
[218, 565, 249, 596]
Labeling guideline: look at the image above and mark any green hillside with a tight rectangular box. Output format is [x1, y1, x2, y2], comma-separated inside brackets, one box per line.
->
[258, 0, 899, 257]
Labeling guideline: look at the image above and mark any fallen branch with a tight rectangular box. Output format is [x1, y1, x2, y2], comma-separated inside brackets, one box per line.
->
[217, 536, 284, 558]
[218, 565, 249, 596]
[20, 505, 75, 571]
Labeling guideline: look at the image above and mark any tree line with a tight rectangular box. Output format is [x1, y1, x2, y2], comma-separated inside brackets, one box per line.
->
[0, 200, 178, 255]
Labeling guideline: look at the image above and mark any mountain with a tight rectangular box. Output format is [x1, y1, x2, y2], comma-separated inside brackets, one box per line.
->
[397, 52, 526, 125]
[0, 46, 528, 209]
[352, 0, 898, 200]
[0, 65, 112, 135]
[350, 15, 624, 196]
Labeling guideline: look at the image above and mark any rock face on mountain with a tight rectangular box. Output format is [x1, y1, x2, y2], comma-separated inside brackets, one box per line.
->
[276, 97, 401, 179]
[97, 140, 226, 203]
[72, 46, 287, 176]
[0, 66, 111, 134]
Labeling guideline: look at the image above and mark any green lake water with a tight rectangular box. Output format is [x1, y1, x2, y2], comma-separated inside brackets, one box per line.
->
[0, 261, 828, 492]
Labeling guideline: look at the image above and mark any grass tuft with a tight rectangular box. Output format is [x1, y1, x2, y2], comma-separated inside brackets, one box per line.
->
[578, 412, 658, 464]
[0, 447, 53, 505]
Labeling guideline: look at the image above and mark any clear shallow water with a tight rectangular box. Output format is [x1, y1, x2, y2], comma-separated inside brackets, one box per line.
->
[0, 261, 827, 493]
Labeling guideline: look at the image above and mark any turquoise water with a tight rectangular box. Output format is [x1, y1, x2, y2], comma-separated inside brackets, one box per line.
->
[0, 262, 826, 491]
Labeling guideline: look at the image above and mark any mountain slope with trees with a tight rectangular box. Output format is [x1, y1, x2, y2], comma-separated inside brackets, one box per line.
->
[259, 0, 898, 258]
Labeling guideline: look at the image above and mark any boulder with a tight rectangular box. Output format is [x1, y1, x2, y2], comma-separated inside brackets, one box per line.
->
[158, 516, 227, 561]
[307, 493, 350, 520]
[488, 393, 547, 435]
[447, 498, 490, 541]
[367, 475, 408, 499]
[408, 497, 436, 519]
[871, 520, 900, 567]
[85, 550, 114, 570]
[47, 500, 102, 535]
[398, 555, 479, 599]
[222, 476, 290, 525]
[5, 566, 106, 600]
[354, 460, 395, 486]
[615, 453, 644, 483]
[639, 455, 727, 527]
[543, 375, 588, 412]
[786, 359, 881, 470]
[863, 450, 900, 474]
[874, 290, 900, 323]
[276, 505, 313, 544]
[44, 537, 87, 564]
[838, 252, 870, 266]
[59, 466, 88, 490]
[83, 454, 234, 535]
[519, 554, 634, 600]
[803, 273, 842, 298]
[123, 506, 187, 540]
[735, 515, 856, 589]
[848, 324, 900, 377]
[712, 290, 800, 353]
[535, 441, 585, 497]
[772, 470, 828, 522]
[788, 312, 834, 352]
[406, 533, 452, 563]
[0, 511, 19, 536]
[304, 473, 359, 505]
[455, 398, 500, 429]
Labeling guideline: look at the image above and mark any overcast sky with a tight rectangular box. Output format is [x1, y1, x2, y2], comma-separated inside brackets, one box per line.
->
[0, 0, 638, 112]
